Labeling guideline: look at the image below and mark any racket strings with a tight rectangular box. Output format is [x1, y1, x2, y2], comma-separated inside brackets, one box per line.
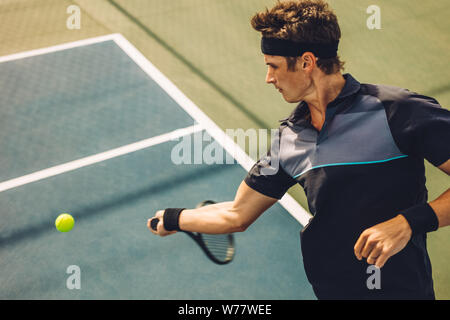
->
[201, 234, 234, 262]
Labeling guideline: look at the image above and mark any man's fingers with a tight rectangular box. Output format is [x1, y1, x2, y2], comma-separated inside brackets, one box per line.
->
[354, 232, 368, 260]
[361, 240, 377, 259]
[374, 251, 390, 268]
[148, 210, 165, 233]
[366, 244, 383, 265]
[148, 210, 178, 237]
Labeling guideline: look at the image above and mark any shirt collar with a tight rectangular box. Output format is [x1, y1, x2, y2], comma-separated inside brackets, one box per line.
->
[281, 73, 361, 126]
[335, 73, 361, 99]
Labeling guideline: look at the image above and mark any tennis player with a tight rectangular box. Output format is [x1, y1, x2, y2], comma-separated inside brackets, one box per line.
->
[149, 0, 450, 299]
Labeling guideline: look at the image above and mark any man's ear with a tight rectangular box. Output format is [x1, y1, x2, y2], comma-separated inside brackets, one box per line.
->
[301, 52, 317, 71]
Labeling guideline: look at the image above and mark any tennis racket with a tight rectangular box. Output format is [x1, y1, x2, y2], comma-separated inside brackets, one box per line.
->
[150, 200, 235, 265]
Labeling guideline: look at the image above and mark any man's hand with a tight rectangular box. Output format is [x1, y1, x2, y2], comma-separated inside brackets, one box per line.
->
[147, 210, 177, 237]
[354, 214, 412, 268]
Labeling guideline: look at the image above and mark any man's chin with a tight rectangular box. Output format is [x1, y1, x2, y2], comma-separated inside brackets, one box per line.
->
[283, 96, 301, 103]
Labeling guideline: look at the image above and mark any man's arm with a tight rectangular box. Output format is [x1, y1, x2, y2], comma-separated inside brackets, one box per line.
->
[148, 181, 278, 236]
[354, 159, 450, 268]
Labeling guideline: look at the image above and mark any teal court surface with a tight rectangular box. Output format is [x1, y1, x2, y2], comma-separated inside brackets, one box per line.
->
[0, 34, 315, 299]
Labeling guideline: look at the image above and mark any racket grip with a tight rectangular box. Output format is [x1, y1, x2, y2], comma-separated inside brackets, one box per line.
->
[150, 218, 159, 231]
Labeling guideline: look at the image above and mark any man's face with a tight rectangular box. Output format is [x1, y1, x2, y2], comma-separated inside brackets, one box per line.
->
[264, 54, 312, 103]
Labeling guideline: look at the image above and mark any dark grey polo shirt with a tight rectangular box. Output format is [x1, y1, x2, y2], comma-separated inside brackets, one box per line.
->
[245, 74, 450, 299]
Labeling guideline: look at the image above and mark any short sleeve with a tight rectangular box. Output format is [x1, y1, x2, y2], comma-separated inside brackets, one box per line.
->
[244, 146, 297, 200]
[384, 91, 450, 167]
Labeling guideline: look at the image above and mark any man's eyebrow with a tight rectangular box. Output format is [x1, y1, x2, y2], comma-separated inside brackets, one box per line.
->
[266, 62, 278, 67]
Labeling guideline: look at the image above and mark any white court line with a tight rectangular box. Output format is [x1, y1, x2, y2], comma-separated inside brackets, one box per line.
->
[0, 34, 118, 63]
[0, 34, 312, 226]
[0, 125, 203, 193]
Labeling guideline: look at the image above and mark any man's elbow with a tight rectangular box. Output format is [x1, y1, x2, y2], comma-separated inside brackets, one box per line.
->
[233, 224, 248, 233]
[231, 217, 252, 233]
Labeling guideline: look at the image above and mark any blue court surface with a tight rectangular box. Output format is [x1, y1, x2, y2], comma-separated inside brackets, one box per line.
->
[0, 35, 315, 300]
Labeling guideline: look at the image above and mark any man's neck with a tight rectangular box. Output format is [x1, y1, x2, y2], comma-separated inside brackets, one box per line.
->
[304, 72, 346, 131]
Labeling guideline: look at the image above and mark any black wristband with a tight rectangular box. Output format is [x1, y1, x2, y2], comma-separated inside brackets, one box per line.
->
[400, 203, 439, 236]
[163, 208, 185, 231]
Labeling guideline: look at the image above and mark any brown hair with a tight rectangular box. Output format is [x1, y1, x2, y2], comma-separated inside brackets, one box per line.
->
[251, 0, 344, 74]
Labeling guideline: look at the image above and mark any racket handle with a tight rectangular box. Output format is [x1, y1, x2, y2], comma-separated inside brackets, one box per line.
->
[150, 218, 159, 231]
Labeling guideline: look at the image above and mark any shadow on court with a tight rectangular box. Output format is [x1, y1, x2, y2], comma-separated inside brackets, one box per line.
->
[0, 163, 235, 250]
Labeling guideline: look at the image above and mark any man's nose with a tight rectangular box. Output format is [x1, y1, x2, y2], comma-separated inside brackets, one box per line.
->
[265, 69, 275, 84]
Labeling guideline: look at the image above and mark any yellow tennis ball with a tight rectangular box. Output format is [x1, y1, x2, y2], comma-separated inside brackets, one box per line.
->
[55, 213, 75, 232]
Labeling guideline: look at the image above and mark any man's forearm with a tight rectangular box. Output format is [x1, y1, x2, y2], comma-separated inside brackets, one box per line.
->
[429, 188, 450, 228]
[178, 201, 243, 234]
